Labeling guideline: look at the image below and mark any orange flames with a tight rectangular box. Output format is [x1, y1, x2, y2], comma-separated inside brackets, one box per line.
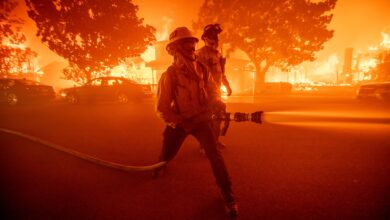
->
[2, 41, 42, 78]
[379, 32, 390, 49]
[110, 16, 173, 86]
[355, 32, 390, 81]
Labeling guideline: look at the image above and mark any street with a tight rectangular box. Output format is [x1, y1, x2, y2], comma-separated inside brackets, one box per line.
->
[1, 95, 390, 220]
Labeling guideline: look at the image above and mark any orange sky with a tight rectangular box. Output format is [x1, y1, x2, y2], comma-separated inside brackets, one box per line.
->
[13, 0, 390, 67]
[323, 0, 390, 59]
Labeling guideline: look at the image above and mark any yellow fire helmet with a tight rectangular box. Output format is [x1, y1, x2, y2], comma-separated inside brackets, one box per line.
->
[166, 27, 198, 50]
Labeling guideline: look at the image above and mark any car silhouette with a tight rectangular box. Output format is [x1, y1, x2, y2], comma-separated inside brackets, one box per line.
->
[60, 77, 152, 104]
[356, 82, 390, 101]
[0, 78, 56, 105]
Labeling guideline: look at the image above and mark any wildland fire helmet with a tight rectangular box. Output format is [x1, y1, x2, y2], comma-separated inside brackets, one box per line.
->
[201, 23, 223, 41]
[166, 27, 198, 54]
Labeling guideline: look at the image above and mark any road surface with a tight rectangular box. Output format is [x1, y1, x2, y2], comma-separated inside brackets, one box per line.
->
[1, 95, 389, 219]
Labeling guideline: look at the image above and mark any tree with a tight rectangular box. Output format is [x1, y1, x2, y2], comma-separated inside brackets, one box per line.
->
[194, 0, 336, 83]
[0, 0, 25, 45]
[1, 0, 38, 77]
[25, 0, 156, 83]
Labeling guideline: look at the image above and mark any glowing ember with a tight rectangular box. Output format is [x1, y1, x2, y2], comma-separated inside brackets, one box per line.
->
[220, 85, 228, 101]
[220, 85, 228, 94]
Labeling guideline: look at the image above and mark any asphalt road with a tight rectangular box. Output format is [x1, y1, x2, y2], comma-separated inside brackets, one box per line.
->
[1, 96, 390, 220]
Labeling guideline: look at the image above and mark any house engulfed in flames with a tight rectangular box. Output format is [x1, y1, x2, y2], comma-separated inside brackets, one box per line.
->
[0, 42, 42, 81]
[347, 32, 390, 83]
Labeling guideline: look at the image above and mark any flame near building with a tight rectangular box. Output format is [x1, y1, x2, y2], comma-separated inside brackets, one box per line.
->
[110, 17, 173, 91]
[267, 32, 390, 90]
[352, 32, 390, 82]
[0, 41, 42, 81]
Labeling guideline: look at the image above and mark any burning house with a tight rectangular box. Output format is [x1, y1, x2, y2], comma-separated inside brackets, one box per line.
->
[349, 32, 390, 83]
[0, 43, 42, 81]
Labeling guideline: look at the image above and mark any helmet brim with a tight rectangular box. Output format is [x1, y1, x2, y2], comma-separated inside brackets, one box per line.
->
[167, 36, 198, 46]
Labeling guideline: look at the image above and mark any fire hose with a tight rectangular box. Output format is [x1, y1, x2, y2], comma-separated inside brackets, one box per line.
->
[0, 127, 167, 172]
[0, 111, 263, 172]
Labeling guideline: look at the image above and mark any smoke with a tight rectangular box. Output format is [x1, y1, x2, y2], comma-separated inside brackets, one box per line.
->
[156, 16, 173, 42]
[379, 32, 390, 48]
[310, 54, 340, 82]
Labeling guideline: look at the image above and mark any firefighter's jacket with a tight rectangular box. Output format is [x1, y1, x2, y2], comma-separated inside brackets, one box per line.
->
[196, 46, 230, 96]
[157, 61, 219, 126]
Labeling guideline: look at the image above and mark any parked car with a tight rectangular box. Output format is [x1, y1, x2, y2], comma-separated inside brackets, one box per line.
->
[60, 77, 152, 104]
[0, 78, 55, 105]
[356, 82, 390, 101]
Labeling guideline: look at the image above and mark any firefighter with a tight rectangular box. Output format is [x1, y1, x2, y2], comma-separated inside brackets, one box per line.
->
[196, 23, 232, 150]
[154, 26, 238, 218]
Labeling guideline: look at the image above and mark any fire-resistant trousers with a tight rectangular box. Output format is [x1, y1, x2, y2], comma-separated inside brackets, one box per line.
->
[159, 121, 233, 194]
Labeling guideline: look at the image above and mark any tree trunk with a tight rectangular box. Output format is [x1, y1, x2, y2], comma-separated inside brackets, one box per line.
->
[253, 61, 271, 95]
[254, 63, 265, 84]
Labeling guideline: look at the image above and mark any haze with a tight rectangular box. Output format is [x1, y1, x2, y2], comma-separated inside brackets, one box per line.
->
[12, 0, 390, 78]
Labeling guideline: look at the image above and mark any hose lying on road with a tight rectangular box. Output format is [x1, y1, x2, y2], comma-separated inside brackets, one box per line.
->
[0, 128, 166, 172]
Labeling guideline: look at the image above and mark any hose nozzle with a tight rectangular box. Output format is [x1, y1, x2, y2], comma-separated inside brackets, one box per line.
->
[233, 111, 263, 123]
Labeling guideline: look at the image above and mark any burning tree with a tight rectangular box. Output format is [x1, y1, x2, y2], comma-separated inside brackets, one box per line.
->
[0, 0, 38, 77]
[26, 0, 156, 84]
[194, 0, 336, 84]
[0, 45, 38, 77]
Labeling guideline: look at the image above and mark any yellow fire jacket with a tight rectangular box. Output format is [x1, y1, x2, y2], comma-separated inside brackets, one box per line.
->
[157, 61, 219, 126]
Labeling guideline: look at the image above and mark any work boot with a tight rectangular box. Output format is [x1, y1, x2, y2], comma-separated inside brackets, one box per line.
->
[222, 192, 238, 218]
